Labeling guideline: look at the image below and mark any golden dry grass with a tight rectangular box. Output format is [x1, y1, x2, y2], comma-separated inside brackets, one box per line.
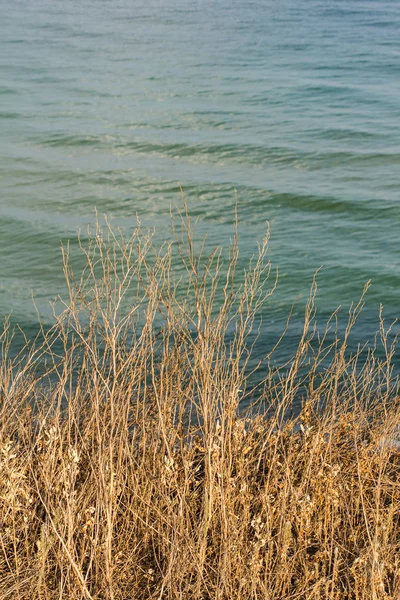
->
[1, 206, 400, 599]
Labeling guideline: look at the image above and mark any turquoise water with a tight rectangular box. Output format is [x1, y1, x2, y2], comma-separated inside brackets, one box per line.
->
[1, 0, 400, 362]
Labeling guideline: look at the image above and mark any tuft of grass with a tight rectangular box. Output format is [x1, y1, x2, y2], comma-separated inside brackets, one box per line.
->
[0, 204, 400, 599]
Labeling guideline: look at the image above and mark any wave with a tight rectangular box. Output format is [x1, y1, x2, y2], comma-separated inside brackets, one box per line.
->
[34, 133, 400, 171]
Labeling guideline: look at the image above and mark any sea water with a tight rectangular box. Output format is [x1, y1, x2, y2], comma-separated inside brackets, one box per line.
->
[1, 0, 400, 366]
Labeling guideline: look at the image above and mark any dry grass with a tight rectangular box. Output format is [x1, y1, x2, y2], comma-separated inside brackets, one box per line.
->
[1, 205, 400, 599]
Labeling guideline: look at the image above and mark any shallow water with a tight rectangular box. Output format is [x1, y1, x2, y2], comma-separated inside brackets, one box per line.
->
[1, 0, 400, 365]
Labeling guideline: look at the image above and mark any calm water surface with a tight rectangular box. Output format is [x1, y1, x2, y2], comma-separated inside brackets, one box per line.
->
[1, 0, 400, 364]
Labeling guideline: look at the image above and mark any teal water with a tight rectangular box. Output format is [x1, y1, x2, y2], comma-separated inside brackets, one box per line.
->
[1, 0, 400, 363]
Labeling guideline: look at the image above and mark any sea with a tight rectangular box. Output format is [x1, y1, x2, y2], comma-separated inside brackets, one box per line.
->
[1, 0, 400, 370]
